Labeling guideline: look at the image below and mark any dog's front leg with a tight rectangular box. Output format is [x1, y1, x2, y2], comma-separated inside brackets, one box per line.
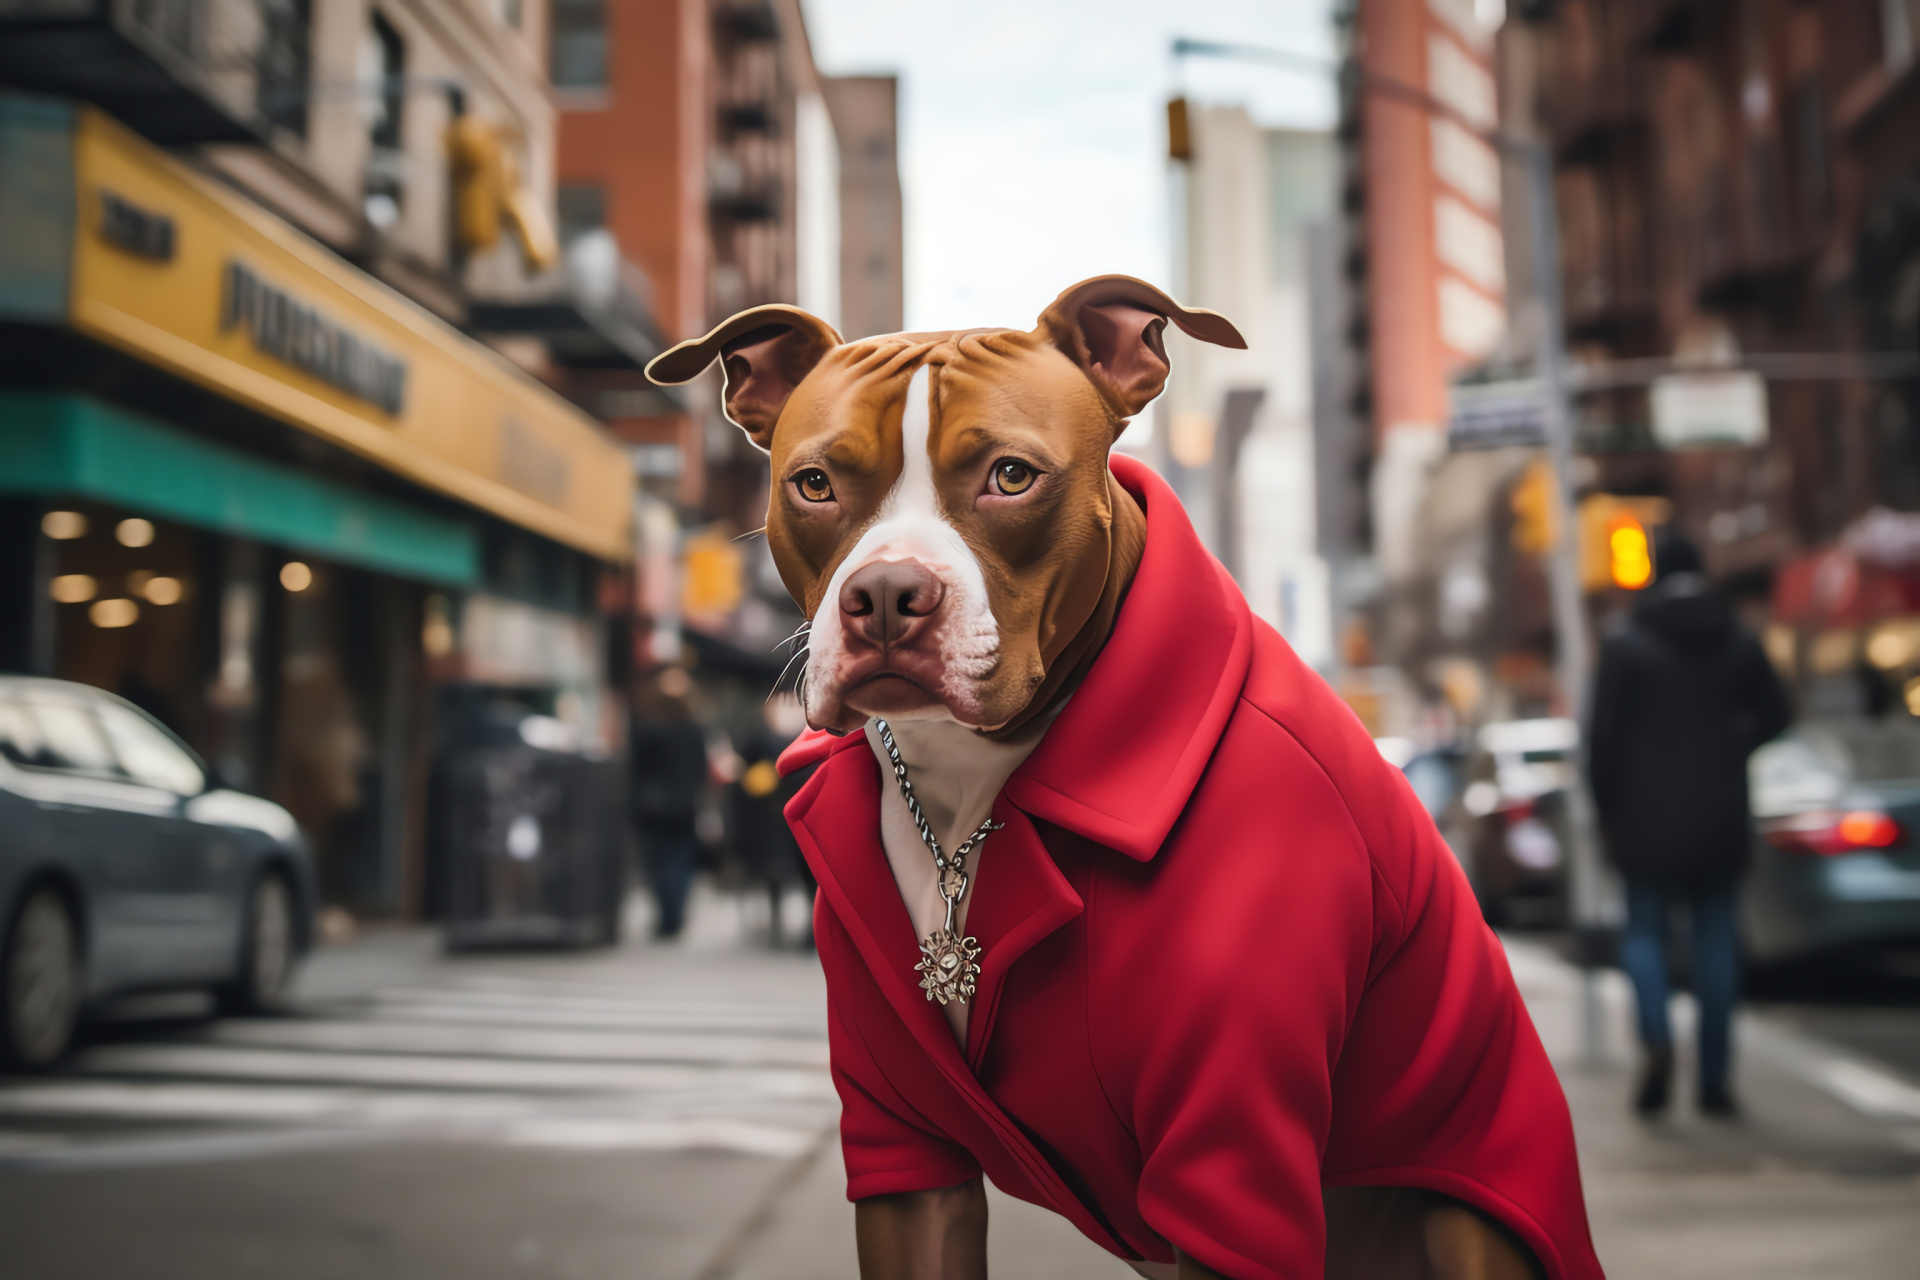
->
[855, 1178, 989, 1279]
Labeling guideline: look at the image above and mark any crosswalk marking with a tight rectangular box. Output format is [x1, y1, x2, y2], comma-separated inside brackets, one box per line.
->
[70, 1044, 835, 1095]
[0, 979, 836, 1171]
[203, 1017, 831, 1067]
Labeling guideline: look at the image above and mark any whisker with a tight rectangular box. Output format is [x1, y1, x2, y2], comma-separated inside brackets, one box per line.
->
[770, 643, 810, 698]
[733, 526, 767, 543]
[772, 620, 812, 653]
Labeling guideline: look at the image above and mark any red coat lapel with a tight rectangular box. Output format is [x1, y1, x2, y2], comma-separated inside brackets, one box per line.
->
[960, 802, 1083, 1070]
[784, 746, 961, 1073]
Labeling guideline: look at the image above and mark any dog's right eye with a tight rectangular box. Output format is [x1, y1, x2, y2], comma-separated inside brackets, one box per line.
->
[792, 468, 835, 503]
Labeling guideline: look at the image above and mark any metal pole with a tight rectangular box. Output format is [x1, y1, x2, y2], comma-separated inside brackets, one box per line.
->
[1521, 142, 1608, 1066]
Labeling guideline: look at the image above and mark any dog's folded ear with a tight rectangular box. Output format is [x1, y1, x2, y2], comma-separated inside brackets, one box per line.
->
[1036, 275, 1246, 421]
[645, 305, 843, 451]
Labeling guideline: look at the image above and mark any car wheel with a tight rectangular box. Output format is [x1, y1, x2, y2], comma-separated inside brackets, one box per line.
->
[3, 887, 82, 1070]
[221, 873, 297, 1016]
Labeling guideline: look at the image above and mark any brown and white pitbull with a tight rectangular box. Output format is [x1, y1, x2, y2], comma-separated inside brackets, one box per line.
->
[646, 276, 1542, 1280]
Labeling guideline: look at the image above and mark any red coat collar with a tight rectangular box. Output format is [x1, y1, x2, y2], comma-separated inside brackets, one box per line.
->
[778, 453, 1253, 860]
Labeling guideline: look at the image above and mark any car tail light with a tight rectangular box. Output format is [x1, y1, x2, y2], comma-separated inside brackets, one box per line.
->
[1762, 809, 1905, 856]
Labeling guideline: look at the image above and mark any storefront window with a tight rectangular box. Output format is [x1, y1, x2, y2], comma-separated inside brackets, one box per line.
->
[43, 502, 205, 747]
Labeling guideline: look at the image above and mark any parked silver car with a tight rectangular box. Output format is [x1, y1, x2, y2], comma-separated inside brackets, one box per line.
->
[1743, 719, 1920, 965]
[0, 677, 314, 1068]
[1391, 720, 1579, 929]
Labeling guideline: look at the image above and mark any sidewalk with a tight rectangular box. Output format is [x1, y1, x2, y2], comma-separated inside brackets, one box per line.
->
[1509, 940, 1920, 1279]
[721, 929, 1920, 1279]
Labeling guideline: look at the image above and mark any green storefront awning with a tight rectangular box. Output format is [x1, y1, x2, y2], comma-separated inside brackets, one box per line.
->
[0, 391, 478, 585]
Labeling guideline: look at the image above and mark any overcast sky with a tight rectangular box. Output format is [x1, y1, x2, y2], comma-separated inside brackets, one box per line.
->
[804, 0, 1339, 332]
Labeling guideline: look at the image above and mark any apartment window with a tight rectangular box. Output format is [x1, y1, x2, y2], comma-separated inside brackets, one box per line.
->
[551, 0, 608, 90]
[360, 13, 407, 229]
[556, 183, 606, 244]
[257, 0, 313, 138]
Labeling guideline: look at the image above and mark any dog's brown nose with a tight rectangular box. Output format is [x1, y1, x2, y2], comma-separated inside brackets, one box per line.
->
[840, 561, 945, 649]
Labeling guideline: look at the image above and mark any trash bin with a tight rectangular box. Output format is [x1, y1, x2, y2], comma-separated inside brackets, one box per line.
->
[431, 717, 625, 950]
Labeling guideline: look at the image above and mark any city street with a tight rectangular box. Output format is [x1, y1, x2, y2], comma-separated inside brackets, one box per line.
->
[4, 885, 1920, 1280]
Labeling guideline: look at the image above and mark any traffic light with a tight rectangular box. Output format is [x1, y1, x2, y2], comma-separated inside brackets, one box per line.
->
[448, 115, 506, 252]
[1606, 515, 1653, 589]
[1509, 458, 1559, 554]
[1576, 494, 1671, 591]
[1167, 97, 1192, 162]
[448, 115, 559, 272]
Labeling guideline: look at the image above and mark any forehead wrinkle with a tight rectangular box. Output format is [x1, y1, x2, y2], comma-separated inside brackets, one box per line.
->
[936, 421, 1067, 472]
[820, 430, 887, 476]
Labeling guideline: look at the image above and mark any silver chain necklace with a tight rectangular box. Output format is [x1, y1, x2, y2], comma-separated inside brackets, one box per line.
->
[874, 718, 1002, 1005]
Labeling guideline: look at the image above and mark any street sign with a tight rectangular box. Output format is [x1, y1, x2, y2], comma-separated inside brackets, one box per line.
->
[1650, 371, 1769, 448]
[1448, 379, 1548, 450]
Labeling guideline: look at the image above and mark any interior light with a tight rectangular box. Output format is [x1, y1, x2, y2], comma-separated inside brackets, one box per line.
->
[49, 574, 98, 604]
[1867, 628, 1913, 671]
[41, 511, 87, 540]
[422, 593, 454, 657]
[280, 561, 313, 592]
[88, 598, 139, 629]
[142, 576, 183, 606]
[116, 517, 155, 548]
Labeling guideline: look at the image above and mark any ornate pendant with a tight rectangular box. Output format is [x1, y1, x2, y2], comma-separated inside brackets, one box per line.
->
[914, 928, 982, 1005]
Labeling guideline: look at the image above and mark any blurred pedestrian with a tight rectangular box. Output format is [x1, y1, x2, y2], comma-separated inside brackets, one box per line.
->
[1588, 528, 1790, 1118]
[728, 692, 815, 947]
[629, 667, 710, 939]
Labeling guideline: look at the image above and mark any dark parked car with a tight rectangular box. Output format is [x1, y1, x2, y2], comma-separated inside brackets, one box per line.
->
[1743, 719, 1920, 965]
[0, 677, 315, 1068]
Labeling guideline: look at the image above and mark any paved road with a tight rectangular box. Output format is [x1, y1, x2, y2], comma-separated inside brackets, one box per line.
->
[0, 887, 1126, 1280]
[4, 885, 1920, 1278]
[1509, 941, 1920, 1279]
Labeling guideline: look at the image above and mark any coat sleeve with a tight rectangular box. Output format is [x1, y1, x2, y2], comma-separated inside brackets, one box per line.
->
[1118, 691, 1603, 1280]
[818, 908, 983, 1201]
[1319, 751, 1605, 1280]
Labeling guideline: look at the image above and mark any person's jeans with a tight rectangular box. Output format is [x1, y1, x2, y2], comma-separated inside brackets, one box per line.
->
[641, 826, 698, 938]
[1620, 880, 1740, 1091]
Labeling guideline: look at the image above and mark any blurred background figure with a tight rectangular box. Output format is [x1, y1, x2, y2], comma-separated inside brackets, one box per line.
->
[629, 667, 709, 939]
[1589, 529, 1791, 1118]
[727, 692, 815, 948]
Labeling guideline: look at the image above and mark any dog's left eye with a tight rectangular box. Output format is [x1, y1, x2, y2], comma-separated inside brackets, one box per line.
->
[792, 468, 835, 503]
[990, 459, 1038, 496]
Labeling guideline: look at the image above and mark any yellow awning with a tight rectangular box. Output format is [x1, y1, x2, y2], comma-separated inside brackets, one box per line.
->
[64, 108, 632, 561]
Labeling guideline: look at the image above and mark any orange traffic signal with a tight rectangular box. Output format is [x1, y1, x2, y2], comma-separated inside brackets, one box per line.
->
[1608, 515, 1653, 590]
[1509, 459, 1558, 554]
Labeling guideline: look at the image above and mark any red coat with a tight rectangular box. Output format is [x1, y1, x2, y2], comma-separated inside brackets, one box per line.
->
[780, 456, 1603, 1280]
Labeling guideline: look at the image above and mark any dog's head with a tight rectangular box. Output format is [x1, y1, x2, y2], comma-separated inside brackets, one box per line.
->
[647, 275, 1244, 734]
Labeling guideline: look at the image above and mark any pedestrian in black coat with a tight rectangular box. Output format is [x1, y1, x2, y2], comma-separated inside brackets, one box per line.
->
[630, 668, 712, 939]
[1588, 529, 1790, 1118]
